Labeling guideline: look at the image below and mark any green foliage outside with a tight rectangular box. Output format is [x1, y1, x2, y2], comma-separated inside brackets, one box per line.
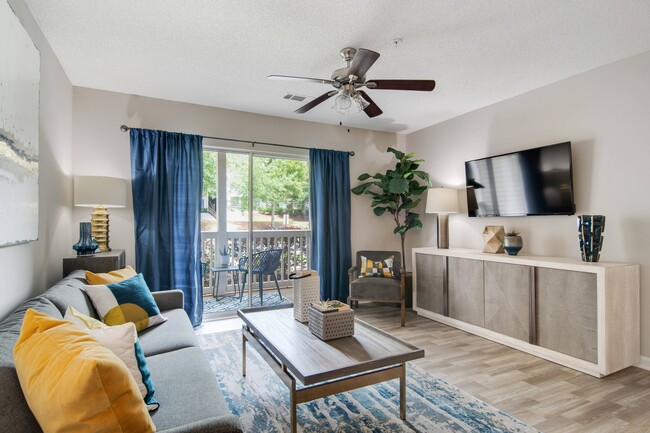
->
[203, 151, 309, 229]
[351, 147, 430, 269]
[203, 151, 218, 199]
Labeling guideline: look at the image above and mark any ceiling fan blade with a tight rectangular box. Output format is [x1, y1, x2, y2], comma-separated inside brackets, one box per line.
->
[268, 75, 335, 85]
[358, 91, 383, 118]
[366, 79, 436, 91]
[347, 48, 380, 79]
[294, 90, 338, 114]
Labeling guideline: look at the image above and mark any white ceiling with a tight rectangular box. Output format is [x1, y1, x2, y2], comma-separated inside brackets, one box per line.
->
[23, 0, 650, 134]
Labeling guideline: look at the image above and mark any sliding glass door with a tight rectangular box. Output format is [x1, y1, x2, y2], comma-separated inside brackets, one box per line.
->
[201, 149, 310, 319]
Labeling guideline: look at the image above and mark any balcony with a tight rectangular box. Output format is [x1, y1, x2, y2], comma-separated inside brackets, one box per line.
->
[201, 229, 311, 294]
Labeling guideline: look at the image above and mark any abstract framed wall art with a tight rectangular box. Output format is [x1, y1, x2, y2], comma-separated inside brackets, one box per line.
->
[0, 1, 40, 247]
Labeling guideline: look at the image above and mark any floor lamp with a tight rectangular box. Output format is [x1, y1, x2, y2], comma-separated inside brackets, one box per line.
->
[74, 176, 127, 253]
[425, 188, 459, 249]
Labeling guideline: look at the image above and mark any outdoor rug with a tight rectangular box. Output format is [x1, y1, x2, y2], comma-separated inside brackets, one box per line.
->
[198, 330, 539, 433]
[203, 293, 292, 313]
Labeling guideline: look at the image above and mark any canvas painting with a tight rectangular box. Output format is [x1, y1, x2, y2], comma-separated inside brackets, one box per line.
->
[0, 0, 40, 247]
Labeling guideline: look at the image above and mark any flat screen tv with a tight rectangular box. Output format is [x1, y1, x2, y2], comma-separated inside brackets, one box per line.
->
[465, 142, 575, 217]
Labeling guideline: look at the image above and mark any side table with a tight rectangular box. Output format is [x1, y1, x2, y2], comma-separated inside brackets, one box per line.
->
[63, 249, 126, 278]
[211, 266, 241, 300]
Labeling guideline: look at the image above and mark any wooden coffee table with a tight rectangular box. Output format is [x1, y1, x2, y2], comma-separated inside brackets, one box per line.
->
[238, 305, 424, 433]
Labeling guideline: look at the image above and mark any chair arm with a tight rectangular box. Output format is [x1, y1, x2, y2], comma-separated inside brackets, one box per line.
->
[348, 265, 359, 279]
[151, 289, 185, 312]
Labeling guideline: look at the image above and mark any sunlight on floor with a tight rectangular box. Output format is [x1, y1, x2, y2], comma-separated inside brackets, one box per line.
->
[195, 317, 243, 335]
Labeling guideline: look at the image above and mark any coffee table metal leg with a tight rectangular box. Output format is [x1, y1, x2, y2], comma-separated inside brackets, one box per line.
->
[400, 363, 406, 420]
[242, 329, 247, 377]
[290, 378, 297, 433]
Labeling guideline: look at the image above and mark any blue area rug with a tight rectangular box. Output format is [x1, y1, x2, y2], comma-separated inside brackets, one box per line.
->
[198, 330, 539, 433]
[203, 293, 292, 313]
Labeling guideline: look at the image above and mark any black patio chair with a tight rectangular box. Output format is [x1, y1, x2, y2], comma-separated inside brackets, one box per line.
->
[238, 248, 283, 305]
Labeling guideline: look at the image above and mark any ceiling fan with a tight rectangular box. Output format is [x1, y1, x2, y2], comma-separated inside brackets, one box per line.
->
[268, 47, 436, 118]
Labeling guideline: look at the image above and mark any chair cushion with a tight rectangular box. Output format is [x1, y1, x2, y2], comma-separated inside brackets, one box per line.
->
[147, 347, 240, 431]
[360, 255, 394, 278]
[86, 265, 137, 285]
[350, 277, 401, 302]
[14, 309, 155, 433]
[137, 308, 199, 357]
[83, 274, 167, 332]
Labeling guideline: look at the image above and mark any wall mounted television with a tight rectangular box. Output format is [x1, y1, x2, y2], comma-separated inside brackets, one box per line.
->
[465, 142, 575, 217]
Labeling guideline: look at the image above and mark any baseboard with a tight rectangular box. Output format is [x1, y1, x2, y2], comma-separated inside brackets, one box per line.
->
[636, 356, 650, 371]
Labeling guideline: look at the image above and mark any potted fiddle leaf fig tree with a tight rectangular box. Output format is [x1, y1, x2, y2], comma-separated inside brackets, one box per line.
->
[351, 147, 430, 270]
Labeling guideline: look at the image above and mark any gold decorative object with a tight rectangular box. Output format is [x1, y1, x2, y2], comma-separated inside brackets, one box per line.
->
[483, 225, 505, 253]
[91, 207, 110, 252]
[74, 176, 127, 253]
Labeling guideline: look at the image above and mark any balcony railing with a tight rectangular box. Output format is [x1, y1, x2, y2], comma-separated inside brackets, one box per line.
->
[201, 230, 311, 293]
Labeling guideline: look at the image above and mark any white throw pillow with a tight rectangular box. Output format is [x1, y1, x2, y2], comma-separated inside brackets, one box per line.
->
[64, 307, 159, 411]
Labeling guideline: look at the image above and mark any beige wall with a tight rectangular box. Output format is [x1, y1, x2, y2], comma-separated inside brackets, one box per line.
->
[71, 87, 401, 270]
[406, 50, 650, 356]
[0, 0, 73, 320]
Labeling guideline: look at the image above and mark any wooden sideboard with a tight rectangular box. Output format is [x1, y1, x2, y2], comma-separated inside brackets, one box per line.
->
[63, 249, 126, 278]
[412, 247, 640, 377]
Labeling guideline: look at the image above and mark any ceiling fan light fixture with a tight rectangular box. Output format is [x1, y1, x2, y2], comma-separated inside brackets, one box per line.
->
[333, 93, 352, 113]
[352, 93, 369, 112]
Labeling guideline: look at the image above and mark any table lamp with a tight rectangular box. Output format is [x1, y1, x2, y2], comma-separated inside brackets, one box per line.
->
[74, 176, 127, 252]
[425, 187, 459, 249]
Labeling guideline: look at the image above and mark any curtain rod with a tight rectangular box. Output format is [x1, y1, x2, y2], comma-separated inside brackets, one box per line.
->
[119, 125, 355, 156]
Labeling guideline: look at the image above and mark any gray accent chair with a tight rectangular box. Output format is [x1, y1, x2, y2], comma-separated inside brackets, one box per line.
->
[348, 250, 406, 326]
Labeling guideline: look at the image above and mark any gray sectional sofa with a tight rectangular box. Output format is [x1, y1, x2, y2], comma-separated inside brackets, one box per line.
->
[0, 270, 242, 433]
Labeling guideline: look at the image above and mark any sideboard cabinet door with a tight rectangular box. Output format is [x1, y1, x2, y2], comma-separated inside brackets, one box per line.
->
[484, 262, 531, 342]
[536, 268, 598, 363]
[448, 258, 484, 327]
[415, 253, 446, 315]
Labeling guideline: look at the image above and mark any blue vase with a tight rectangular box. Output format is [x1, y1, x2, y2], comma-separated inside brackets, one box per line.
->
[73, 222, 99, 256]
[577, 215, 605, 262]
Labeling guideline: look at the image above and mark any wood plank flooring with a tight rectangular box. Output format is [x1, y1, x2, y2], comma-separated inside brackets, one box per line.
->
[354, 304, 650, 433]
[201, 298, 650, 432]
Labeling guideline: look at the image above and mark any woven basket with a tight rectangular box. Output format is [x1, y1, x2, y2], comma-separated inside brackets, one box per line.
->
[292, 272, 320, 323]
[308, 306, 354, 341]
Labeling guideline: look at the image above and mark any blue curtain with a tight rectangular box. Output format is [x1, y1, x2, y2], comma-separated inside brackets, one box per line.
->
[309, 149, 352, 302]
[130, 128, 204, 327]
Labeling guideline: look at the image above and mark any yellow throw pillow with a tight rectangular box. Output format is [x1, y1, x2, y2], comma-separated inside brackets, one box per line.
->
[86, 265, 137, 285]
[13, 309, 155, 433]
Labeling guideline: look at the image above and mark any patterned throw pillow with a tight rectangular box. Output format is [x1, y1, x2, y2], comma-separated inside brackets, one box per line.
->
[13, 309, 155, 433]
[360, 255, 394, 278]
[83, 273, 167, 332]
[65, 307, 159, 412]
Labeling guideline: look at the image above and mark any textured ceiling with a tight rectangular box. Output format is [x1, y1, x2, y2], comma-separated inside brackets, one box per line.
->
[23, 0, 650, 134]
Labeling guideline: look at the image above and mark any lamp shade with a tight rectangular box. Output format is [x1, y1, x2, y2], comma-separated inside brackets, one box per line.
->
[74, 176, 126, 208]
[425, 187, 459, 214]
